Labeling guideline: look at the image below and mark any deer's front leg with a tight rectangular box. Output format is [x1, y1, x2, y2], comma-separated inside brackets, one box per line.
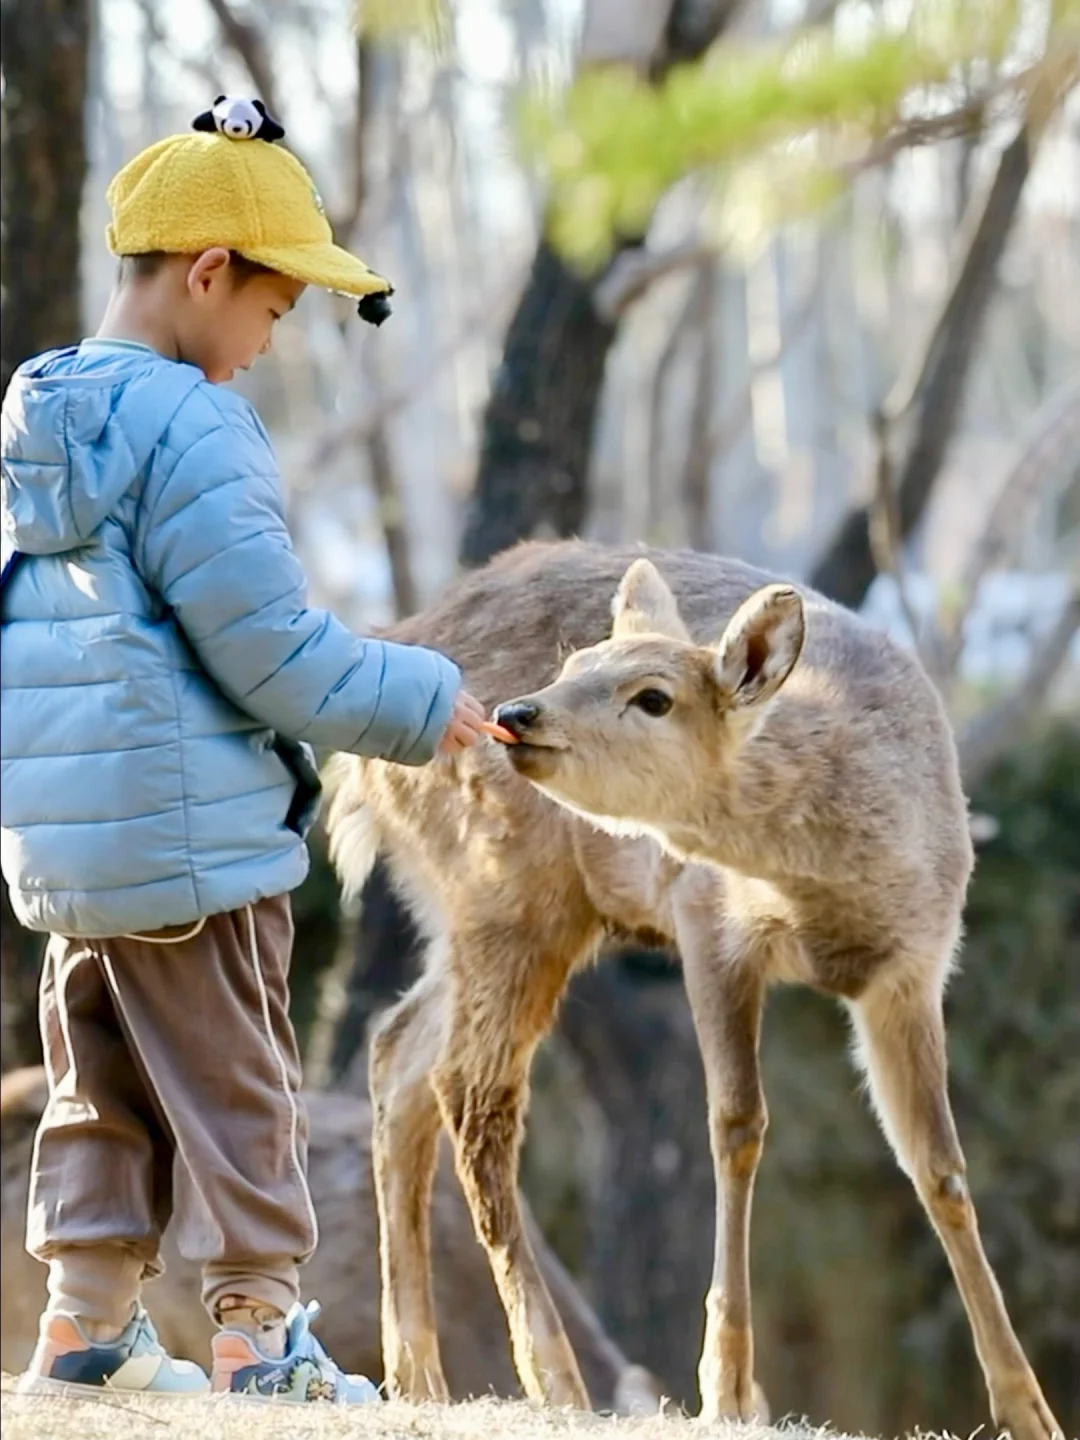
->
[674, 883, 770, 1424]
[432, 927, 592, 1411]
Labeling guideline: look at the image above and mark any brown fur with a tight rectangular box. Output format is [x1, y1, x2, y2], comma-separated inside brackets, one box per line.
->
[0, 1065, 660, 1413]
[327, 539, 1060, 1437]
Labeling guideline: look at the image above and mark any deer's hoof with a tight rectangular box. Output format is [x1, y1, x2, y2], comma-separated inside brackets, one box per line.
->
[699, 1380, 770, 1424]
[992, 1384, 1064, 1440]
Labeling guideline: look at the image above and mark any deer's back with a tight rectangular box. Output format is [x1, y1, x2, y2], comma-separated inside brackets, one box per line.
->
[387, 542, 773, 701]
[387, 540, 922, 712]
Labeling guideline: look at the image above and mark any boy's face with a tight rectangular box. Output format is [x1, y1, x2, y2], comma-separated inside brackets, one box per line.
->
[178, 249, 307, 384]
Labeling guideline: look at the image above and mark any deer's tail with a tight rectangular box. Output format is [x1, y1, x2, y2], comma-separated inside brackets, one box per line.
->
[323, 755, 382, 903]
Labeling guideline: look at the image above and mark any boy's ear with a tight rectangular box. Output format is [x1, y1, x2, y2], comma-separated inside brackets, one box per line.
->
[186, 247, 232, 298]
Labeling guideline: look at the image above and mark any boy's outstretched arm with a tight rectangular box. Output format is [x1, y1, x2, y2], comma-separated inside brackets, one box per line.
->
[138, 413, 461, 764]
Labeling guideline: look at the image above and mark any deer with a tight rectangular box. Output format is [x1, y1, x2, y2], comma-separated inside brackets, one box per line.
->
[325, 538, 1061, 1440]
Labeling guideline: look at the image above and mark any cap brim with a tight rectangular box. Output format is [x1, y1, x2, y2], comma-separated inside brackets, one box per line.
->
[239, 241, 391, 298]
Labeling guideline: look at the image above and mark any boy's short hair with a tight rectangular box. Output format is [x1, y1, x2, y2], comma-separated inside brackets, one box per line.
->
[118, 250, 274, 284]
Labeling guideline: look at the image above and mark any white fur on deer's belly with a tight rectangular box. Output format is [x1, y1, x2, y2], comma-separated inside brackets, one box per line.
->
[528, 783, 672, 847]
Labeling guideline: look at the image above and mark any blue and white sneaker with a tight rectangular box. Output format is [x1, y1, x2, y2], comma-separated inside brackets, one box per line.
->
[211, 1299, 381, 1404]
[17, 1306, 209, 1396]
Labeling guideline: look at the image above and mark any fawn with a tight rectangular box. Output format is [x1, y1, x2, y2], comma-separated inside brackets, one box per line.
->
[326, 539, 1060, 1439]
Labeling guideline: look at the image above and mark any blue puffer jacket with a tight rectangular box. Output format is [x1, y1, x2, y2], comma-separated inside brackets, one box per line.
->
[1, 339, 460, 937]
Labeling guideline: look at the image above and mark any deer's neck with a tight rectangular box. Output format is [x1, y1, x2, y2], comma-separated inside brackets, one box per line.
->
[671, 732, 843, 885]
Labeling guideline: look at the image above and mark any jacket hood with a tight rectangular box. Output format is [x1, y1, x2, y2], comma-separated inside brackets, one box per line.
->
[1, 341, 204, 563]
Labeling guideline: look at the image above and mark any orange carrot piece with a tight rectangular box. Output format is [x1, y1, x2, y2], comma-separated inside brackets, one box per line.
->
[480, 720, 520, 745]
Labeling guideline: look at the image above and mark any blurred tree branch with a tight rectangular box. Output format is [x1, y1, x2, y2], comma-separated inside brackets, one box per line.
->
[203, 0, 281, 120]
[206, 16, 409, 608]
[809, 122, 1040, 607]
[364, 393, 417, 618]
[682, 266, 719, 547]
[203, 0, 365, 238]
[709, 288, 817, 465]
[139, 0, 222, 96]
[528, 2, 1079, 267]
[307, 273, 525, 469]
[958, 589, 1080, 789]
[645, 283, 816, 541]
[338, 37, 377, 243]
[647, 273, 713, 536]
[591, 59, 1053, 327]
[593, 242, 716, 322]
[459, 0, 744, 568]
[865, 409, 924, 650]
[933, 377, 1080, 695]
[349, 39, 414, 619]
[810, 51, 1077, 610]
[844, 54, 1072, 177]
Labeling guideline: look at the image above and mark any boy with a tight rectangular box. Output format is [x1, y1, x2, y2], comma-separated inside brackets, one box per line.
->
[0, 97, 485, 1402]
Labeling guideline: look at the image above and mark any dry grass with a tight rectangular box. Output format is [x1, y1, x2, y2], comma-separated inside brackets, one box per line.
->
[0, 1377, 884, 1440]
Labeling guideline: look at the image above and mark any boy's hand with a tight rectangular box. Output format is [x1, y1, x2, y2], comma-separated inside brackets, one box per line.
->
[437, 690, 487, 755]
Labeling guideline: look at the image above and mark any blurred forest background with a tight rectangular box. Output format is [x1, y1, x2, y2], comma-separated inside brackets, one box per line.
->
[1, 1, 1078, 1436]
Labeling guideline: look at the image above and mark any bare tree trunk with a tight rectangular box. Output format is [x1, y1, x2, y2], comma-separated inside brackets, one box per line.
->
[366, 420, 418, 617]
[0, 0, 89, 396]
[458, 0, 742, 567]
[1, 0, 90, 1071]
[682, 267, 719, 547]
[202, 0, 280, 124]
[558, 960, 713, 1407]
[459, 241, 620, 565]
[809, 124, 1035, 608]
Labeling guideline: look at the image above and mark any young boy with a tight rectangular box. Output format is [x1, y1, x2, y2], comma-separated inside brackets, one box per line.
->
[0, 97, 485, 1402]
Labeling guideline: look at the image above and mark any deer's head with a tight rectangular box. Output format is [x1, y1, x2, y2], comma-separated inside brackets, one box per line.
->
[492, 559, 805, 837]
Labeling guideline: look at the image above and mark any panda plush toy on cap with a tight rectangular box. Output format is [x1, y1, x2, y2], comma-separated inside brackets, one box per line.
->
[187, 94, 393, 327]
[192, 95, 285, 143]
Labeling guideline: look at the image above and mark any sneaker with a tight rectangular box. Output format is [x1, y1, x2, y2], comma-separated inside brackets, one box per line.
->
[211, 1299, 381, 1404]
[17, 1306, 209, 1397]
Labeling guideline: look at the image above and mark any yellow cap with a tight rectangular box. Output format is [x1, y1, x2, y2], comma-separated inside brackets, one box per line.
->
[106, 129, 391, 300]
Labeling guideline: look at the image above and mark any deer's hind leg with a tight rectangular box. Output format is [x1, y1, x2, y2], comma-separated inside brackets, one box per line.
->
[672, 871, 771, 1424]
[851, 972, 1062, 1440]
[432, 915, 600, 1409]
[369, 968, 451, 1401]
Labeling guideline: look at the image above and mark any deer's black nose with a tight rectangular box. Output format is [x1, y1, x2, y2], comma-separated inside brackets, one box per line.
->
[494, 700, 541, 739]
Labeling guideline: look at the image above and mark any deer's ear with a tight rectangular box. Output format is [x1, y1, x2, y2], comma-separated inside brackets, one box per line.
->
[713, 585, 805, 708]
[611, 559, 690, 641]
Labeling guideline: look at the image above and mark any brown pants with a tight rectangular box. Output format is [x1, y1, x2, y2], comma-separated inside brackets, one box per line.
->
[27, 895, 317, 1330]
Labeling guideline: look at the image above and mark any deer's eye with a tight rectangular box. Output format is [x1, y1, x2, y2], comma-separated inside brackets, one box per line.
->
[631, 688, 673, 717]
